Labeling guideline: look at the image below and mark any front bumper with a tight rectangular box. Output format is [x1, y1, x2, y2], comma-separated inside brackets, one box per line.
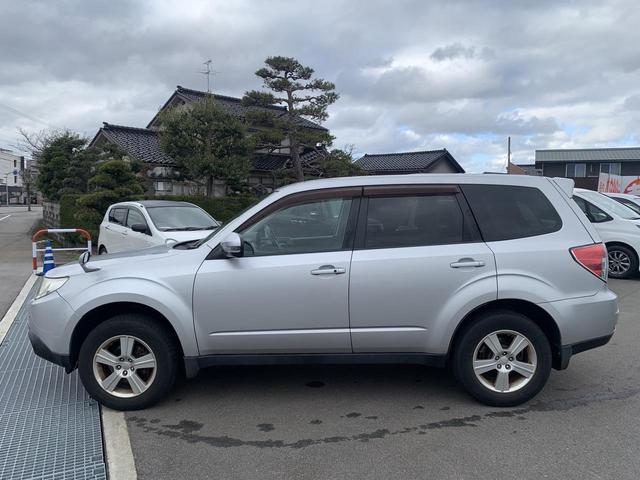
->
[28, 328, 74, 372]
[28, 291, 76, 371]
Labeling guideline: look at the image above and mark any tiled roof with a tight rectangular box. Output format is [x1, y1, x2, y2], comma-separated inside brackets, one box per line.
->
[535, 147, 640, 162]
[355, 149, 464, 173]
[93, 123, 291, 172]
[254, 153, 289, 171]
[98, 123, 175, 165]
[148, 86, 326, 131]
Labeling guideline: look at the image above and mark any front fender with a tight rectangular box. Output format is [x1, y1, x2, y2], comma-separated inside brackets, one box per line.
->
[61, 277, 199, 357]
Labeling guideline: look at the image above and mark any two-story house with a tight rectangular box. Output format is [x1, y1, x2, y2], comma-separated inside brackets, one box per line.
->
[90, 86, 327, 196]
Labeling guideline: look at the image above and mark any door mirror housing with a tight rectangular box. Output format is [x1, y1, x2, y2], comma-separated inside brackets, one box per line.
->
[131, 223, 150, 235]
[220, 232, 243, 257]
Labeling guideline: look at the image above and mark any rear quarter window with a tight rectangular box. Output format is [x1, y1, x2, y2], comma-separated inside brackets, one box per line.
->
[461, 184, 562, 241]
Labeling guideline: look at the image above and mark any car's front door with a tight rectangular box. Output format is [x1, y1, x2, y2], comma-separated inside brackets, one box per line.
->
[349, 185, 497, 353]
[193, 188, 361, 355]
[125, 207, 155, 250]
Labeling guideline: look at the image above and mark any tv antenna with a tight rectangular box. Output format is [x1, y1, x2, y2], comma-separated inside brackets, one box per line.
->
[200, 60, 214, 93]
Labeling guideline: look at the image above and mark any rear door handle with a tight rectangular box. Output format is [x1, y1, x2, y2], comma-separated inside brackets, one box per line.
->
[311, 265, 346, 275]
[450, 258, 485, 268]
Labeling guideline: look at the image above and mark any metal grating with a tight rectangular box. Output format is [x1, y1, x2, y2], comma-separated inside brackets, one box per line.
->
[0, 283, 106, 480]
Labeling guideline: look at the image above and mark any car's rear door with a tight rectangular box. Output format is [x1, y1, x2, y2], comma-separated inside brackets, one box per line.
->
[193, 187, 361, 355]
[103, 207, 128, 252]
[349, 184, 497, 354]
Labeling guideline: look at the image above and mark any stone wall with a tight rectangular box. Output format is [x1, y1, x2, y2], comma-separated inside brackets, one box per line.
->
[42, 200, 60, 229]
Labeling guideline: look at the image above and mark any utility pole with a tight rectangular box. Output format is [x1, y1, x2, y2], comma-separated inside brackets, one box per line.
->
[506, 136, 511, 173]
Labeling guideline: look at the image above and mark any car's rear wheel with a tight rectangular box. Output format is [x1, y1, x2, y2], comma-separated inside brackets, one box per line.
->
[453, 310, 551, 407]
[78, 314, 179, 410]
[607, 244, 637, 279]
[98, 245, 107, 255]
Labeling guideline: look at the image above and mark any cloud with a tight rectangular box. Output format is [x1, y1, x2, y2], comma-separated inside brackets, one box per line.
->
[1, 0, 640, 172]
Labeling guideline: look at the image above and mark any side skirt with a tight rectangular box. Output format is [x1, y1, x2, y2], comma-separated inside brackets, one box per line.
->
[183, 353, 447, 379]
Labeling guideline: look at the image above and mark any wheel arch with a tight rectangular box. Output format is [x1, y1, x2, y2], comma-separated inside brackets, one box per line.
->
[605, 241, 639, 261]
[449, 299, 563, 369]
[69, 302, 184, 371]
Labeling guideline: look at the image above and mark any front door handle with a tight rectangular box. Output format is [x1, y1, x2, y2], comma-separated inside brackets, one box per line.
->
[311, 265, 346, 275]
[450, 258, 485, 268]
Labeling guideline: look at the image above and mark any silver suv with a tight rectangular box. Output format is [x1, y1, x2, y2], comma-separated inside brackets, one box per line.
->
[28, 174, 618, 410]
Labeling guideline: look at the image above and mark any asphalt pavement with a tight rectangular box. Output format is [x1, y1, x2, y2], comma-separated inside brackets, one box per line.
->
[0, 206, 41, 317]
[125, 278, 640, 480]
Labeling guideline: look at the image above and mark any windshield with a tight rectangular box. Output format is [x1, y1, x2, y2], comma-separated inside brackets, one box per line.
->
[578, 190, 640, 220]
[146, 206, 219, 231]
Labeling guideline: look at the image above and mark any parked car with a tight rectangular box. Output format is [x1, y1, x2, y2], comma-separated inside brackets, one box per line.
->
[605, 192, 640, 216]
[98, 200, 220, 254]
[573, 188, 640, 279]
[29, 175, 617, 410]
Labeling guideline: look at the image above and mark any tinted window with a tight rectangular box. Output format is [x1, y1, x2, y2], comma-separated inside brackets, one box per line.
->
[573, 196, 612, 223]
[365, 194, 465, 249]
[462, 185, 562, 241]
[126, 209, 147, 228]
[240, 198, 353, 256]
[108, 208, 127, 225]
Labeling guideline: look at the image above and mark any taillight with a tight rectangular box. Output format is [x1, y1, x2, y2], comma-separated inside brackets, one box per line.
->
[570, 243, 607, 281]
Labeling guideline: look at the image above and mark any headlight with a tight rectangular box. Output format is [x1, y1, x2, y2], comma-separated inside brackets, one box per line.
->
[34, 276, 69, 300]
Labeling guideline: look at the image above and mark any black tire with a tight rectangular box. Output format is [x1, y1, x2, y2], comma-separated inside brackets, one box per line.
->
[452, 310, 552, 407]
[98, 245, 108, 255]
[607, 244, 638, 279]
[78, 314, 179, 410]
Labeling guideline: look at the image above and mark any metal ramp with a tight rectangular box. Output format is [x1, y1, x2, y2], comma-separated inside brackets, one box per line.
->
[0, 285, 106, 480]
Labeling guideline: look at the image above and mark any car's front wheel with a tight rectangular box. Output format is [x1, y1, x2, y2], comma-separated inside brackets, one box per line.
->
[453, 311, 551, 407]
[78, 314, 179, 410]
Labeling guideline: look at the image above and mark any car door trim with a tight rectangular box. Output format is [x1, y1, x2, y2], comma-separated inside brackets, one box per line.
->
[208, 328, 351, 337]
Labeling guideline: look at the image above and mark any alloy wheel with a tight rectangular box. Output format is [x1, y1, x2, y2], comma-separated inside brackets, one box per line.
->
[608, 250, 631, 276]
[92, 335, 157, 398]
[472, 329, 537, 393]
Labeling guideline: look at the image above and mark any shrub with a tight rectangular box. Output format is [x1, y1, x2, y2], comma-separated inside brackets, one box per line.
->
[153, 194, 260, 223]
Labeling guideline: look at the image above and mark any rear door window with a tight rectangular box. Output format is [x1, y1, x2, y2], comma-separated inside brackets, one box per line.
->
[108, 208, 128, 225]
[461, 184, 562, 241]
[364, 193, 470, 249]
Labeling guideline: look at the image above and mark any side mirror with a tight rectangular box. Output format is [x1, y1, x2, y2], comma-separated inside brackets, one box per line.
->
[220, 232, 243, 257]
[131, 223, 149, 234]
[78, 251, 100, 272]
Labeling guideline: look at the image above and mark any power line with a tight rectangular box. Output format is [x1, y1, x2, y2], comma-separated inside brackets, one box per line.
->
[0, 102, 62, 129]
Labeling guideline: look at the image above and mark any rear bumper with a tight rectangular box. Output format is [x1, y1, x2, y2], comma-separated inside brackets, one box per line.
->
[28, 328, 73, 372]
[555, 332, 614, 370]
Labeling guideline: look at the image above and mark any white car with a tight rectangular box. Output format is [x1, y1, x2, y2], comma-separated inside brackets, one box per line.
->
[573, 188, 640, 278]
[98, 200, 220, 254]
[605, 192, 640, 216]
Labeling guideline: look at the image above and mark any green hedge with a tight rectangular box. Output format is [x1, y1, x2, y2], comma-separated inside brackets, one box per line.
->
[153, 195, 260, 223]
[59, 194, 82, 228]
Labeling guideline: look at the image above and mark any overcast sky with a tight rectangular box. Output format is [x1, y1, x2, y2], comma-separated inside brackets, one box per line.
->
[1, 0, 640, 172]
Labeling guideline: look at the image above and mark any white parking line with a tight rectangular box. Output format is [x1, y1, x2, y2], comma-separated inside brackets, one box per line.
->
[0, 214, 11, 222]
[102, 408, 138, 480]
[0, 274, 37, 343]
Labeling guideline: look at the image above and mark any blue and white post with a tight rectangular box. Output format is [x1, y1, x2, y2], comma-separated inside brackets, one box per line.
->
[42, 240, 55, 274]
